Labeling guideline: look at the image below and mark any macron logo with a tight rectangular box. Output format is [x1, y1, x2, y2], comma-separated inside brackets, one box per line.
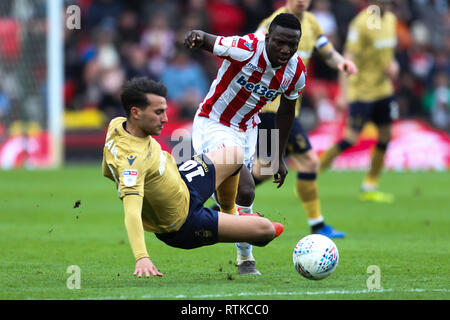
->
[246, 63, 264, 73]
[236, 76, 281, 100]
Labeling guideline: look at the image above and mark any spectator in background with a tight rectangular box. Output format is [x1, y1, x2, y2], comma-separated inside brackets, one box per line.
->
[161, 45, 208, 119]
[97, 67, 125, 119]
[175, 11, 216, 82]
[140, 0, 180, 30]
[309, 0, 341, 82]
[396, 71, 423, 117]
[206, 0, 246, 36]
[410, 0, 448, 50]
[408, 21, 434, 85]
[78, 20, 124, 120]
[330, 0, 358, 52]
[0, 85, 11, 118]
[239, 0, 272, 34]
[123, 44, 157, 81]
[311, 0, 338, 42]
[426, 71, 450, 130]
[140, 11, 176, 79]
[117, 10, 140, 46]
[85, 0, 123, 30]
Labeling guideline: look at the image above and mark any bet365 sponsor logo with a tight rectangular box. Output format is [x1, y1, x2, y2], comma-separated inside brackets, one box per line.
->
[236, 76, 281, 100]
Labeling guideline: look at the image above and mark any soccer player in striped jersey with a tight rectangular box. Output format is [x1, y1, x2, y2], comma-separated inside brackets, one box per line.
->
[319, 0, 398, 203]
[235, 0, 356, 246]
[185, 13, 306, 275]
[102, 77, 284, 278]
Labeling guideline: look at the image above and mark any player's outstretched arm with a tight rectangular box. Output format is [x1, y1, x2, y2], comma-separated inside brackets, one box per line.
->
[320, 46, 358, 75]
[385, 59, 399, 81]
[335, 50, 356, 111]
[273, 96, 297, 188]
[184, 30, 217, 53]
[123, 195, 163, 278]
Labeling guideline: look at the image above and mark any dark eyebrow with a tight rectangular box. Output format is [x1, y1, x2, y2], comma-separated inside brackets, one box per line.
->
[273, 36, 299, 45]
[272, 33, 299, 41]
[154, 106, 168, 112]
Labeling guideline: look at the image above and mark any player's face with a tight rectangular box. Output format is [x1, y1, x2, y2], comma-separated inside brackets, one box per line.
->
[136, 93, 168, 136]
[286, 0, 312, 15]
[266, 25, 300, 68]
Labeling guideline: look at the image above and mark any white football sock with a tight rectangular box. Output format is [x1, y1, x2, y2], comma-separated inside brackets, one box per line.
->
[361, 181, 378, 192]
[235, 204, 254, 264]
[308, 216, 325, 227]
[236, 204, 253, 214]
[236, 242, 255, 264]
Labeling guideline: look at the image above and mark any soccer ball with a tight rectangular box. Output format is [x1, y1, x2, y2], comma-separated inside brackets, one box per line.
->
[293, 234, 339, 280]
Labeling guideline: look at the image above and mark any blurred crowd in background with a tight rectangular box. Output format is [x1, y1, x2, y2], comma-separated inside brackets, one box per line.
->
[62, 0, 450, 132]
[0, 0, 447, 165]
[50, 0, 450, 132]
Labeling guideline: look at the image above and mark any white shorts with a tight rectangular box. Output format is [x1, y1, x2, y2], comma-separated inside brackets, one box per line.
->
[192, 114, 258, 170]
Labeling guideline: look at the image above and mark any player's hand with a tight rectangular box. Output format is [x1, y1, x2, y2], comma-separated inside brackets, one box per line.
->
[184, 30, 204, 49]
[337, 59, 357, 75]
[273, 158, 288, 188]
[385, 60, 399, 81]
[133, 257, 163, 278]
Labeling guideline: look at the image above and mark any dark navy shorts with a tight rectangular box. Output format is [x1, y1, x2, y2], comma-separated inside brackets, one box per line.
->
[256, 112, 312, 158]
[155, 154, 219, 249]
[348, 96, 395, 131]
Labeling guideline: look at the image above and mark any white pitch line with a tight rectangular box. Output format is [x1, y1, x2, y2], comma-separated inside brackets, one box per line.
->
[81, 288, 449, 300]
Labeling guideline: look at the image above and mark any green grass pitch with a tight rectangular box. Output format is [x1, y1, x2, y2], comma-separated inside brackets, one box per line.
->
[0, 165, 449, 300]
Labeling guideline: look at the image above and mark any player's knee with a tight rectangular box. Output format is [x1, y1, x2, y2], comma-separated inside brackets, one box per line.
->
[305, 151, 319, 171]
[294, 151, 319, 172]
[254, 218, 276, 246]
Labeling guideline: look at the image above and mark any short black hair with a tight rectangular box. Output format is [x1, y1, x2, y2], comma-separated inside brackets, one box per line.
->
[120, 77, 168, 117]
[268, 13, 302, 34]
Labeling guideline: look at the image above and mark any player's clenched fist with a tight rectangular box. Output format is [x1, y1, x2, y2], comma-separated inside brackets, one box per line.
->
[184, 30, 204, 49]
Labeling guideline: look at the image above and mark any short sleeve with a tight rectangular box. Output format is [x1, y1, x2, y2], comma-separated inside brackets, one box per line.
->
[213, 34, 257, 62]
[284, 72, 306, 100]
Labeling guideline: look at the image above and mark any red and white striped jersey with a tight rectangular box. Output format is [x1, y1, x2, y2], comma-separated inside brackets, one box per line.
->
[198, 33, 307, 132]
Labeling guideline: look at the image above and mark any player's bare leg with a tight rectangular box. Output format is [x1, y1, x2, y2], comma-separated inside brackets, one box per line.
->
[360, 124, 394, 203]
[217, 212, 283, 246]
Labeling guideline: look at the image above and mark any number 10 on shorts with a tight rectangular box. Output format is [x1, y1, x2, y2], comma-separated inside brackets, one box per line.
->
[179, 160, 205, 182]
